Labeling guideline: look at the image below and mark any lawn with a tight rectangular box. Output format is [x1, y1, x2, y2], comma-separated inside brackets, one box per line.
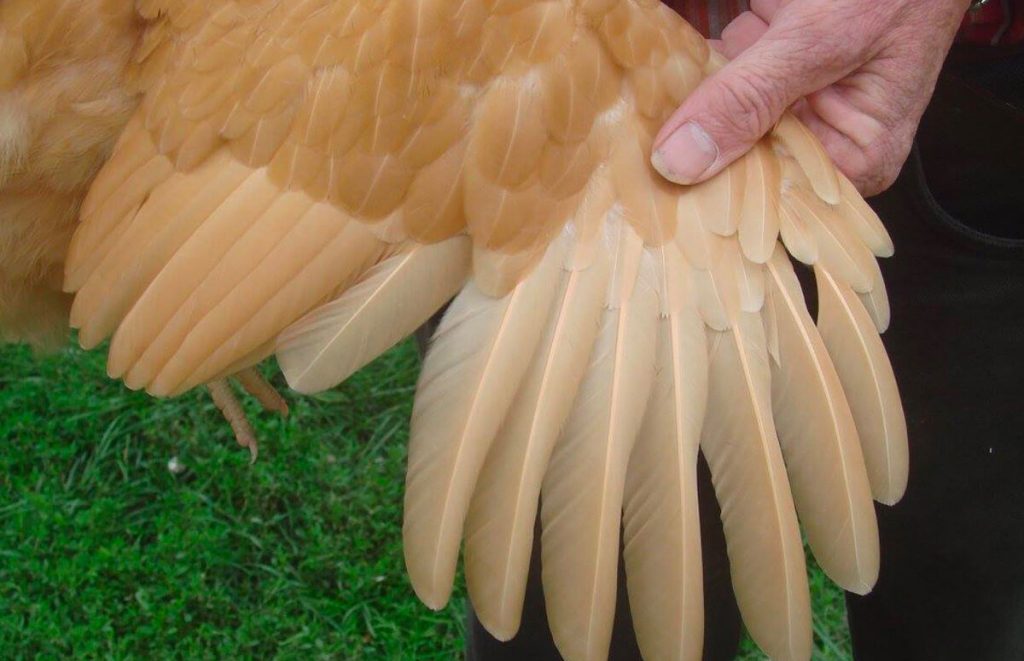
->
[0, 340, 851, 659]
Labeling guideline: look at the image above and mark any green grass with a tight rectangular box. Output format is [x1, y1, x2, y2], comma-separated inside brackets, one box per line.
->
[0, 340, 850, 659]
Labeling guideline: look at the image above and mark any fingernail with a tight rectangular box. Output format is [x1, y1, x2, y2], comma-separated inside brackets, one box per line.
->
[651, 122, 719, 184]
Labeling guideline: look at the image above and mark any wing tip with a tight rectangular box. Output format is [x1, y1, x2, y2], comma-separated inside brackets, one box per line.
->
[276, 357, 326, 395]
[874, 479, 907, 507]
[406, 571, 452, 613]
[471, 604, 520, 643]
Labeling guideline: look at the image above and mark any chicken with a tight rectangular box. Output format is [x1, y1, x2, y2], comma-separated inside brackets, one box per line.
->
[0, 1, 907, 660]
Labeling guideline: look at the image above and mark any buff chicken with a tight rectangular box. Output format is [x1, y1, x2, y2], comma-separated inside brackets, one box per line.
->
[0, 1, 907, 659]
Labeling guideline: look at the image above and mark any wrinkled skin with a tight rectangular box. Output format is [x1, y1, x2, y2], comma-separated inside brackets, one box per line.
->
[654, 0, 971, 196]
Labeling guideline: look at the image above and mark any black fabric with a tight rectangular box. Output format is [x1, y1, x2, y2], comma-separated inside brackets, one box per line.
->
[948, 45, 1024, 110]
[845, 68, 1024, 661]
[465, 63, 1024, 660]
[915, 60, 1024, 240]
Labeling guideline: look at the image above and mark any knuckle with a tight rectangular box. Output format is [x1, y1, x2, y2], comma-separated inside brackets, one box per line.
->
[769, 4, 880, 66]
[857, 131, 910, 195]
[707, 70, 782, 141]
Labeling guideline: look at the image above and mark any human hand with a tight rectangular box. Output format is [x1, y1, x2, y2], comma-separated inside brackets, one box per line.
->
[652, 0, 971, 196]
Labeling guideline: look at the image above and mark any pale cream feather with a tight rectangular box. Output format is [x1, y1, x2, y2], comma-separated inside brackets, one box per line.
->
[277, 237, 472, 394]
[463, 237, 611, 640]
[816, 265, 908, 505]
[778, 194, 818, 266]
[782, 188, 873, 293]
[403, 237, 565, 610]
[693, 157, 743, 237]
[766, 249, 879, 594]
[771, 115, 841, 206]
[836, 173, 894, 258]
[622, 247, 706, 661]
[702, 310, 811, 661]
[738, 143, 780, 264]
[858, 254, 892, 333]
[540, 224, 658, 661]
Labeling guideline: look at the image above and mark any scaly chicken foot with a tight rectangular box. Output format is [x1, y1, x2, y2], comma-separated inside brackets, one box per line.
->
[235, 368, 290, 417]
[206, 369, 288, 463]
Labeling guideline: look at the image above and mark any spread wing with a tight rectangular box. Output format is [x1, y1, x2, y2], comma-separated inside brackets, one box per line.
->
[61, 2, 907, 660]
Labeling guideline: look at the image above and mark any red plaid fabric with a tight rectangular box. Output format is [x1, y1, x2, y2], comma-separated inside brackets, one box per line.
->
[664, 0, 749, 38]
[958, 0, 1024, 46]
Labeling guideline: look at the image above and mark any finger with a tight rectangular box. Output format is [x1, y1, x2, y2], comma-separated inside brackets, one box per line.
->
[720, 11, 770, 59]
[791, 101, 872, 192]
[750, 0, 784, 22]
[652, 19, 861, 185]
[803, 88, 906, 196]
[793, 96, 900, 196]
[708, 38, 728, 55]
[806, 86, 886, 152]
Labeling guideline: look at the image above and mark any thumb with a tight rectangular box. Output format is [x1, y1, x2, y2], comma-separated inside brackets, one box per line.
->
[652, 22, 853, 185]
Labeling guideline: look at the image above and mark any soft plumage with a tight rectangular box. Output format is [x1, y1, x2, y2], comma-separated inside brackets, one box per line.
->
[1, 2, 908, 660]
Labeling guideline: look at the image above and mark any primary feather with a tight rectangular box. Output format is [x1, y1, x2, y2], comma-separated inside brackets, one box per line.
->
[622, 246, 706, 661]
[766, 248, 879, 594]
[816, 265, 908, 506]
[703, 310, 812, 661]
[464, 232, 611, 640]
[404, 237, 564, 609]
[278, 237, 472, 393]
[541, 221, 659, 661]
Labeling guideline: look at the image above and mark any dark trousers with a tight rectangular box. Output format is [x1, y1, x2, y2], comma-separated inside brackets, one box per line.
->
[844, 65, 1024, 661]
[465, 65, 1024, 661]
